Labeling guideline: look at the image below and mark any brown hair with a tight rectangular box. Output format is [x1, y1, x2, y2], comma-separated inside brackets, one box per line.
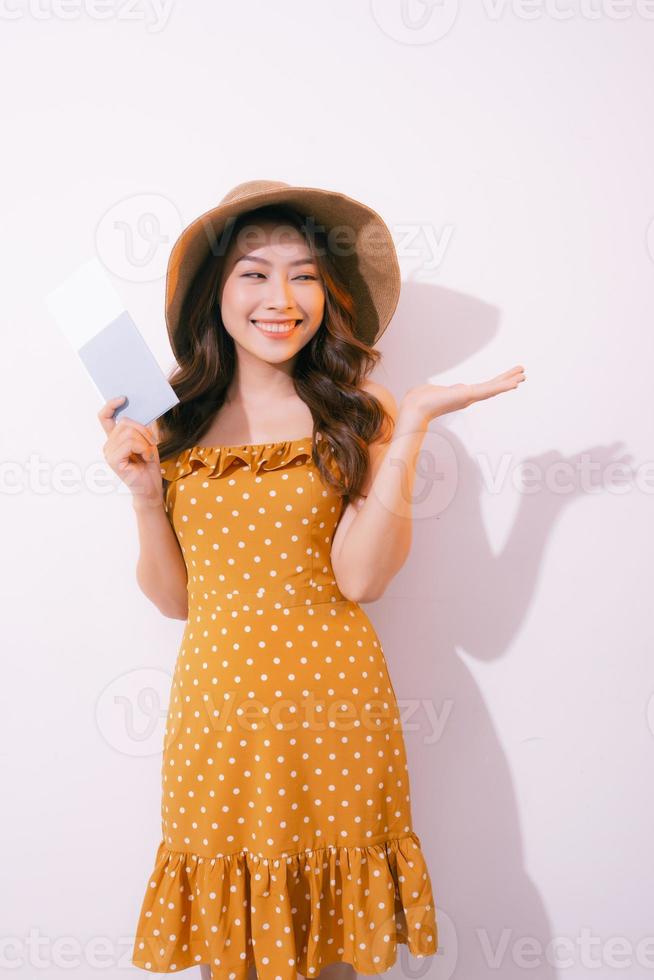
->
[156, 203, 395, 506]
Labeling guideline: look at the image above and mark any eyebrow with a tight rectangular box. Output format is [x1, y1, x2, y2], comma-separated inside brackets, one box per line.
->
[234, 255, 317, 267]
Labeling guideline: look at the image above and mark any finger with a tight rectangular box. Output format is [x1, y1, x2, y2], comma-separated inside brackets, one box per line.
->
[118, 448, 158, 472]
[121, 436, 159, 468]
[468, 380, 507, 403]
[476, 366, 526, 393]
[111, 433, 159, 471]
[487, 366, 525, 386]
[113, 424, 157, 458]
[115, 416, 159, 446]
[476, 375, 524, 402]
[97, 396, 127, 434]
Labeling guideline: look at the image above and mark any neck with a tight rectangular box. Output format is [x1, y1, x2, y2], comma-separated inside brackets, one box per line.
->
[226, 346, 298, 406]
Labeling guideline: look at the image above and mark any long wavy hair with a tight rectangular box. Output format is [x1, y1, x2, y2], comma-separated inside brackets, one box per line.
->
[156, 203, 395, 506]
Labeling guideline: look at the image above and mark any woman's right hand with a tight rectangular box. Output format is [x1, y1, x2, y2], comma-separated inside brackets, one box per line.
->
[98, 396, 163, 507]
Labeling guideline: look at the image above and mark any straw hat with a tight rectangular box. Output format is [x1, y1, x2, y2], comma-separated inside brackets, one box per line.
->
[165, 179, 401, 350]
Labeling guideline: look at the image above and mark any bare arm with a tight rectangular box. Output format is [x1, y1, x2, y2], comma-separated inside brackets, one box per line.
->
[330, 366, 526, 603]
[98, 398, 189, 620]
[331, 383, 427, 603]
[132, 494, 189, 620]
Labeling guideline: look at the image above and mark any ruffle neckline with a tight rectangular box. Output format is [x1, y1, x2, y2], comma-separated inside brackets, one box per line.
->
[160, 437, 313, 482]
[132, 831, 438, 979]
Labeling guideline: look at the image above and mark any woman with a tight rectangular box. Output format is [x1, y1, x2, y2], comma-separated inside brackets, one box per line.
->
[98, 180, 525, 980]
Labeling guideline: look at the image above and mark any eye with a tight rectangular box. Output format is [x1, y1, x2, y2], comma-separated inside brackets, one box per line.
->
[241, 272, 318, 281]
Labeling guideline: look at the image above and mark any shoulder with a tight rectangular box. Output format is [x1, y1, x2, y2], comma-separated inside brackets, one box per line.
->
[360, 379, 398, 420]
[331, 381, 397, 535]
[357, 380, 398, 489]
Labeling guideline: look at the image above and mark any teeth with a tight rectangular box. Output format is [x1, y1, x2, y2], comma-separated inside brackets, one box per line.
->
[253, 320, 297, 333]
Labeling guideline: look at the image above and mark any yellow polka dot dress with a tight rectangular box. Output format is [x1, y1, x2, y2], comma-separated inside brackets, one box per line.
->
[131, 437, 439, 980]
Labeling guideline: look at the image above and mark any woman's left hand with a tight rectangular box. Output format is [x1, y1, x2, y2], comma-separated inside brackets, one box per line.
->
[401, 364, 526, 426]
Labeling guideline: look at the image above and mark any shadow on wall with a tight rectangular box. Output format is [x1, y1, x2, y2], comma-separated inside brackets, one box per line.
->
[369, 280, 604, 980]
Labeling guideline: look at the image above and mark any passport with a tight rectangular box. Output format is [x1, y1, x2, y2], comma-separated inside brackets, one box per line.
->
[44, 257, 179, 426]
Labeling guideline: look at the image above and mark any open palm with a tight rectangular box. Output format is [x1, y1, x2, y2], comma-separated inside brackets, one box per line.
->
[404, 364, 526, 423]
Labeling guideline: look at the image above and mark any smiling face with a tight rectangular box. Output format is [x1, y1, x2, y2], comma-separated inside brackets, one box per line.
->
[217, 218, 325, 363]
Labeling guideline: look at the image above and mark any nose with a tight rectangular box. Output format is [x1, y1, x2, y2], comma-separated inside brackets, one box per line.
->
[264, 273, 298, 312]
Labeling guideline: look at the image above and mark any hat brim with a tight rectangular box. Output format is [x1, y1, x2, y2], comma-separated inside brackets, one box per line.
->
[165, 184, 401, 350]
